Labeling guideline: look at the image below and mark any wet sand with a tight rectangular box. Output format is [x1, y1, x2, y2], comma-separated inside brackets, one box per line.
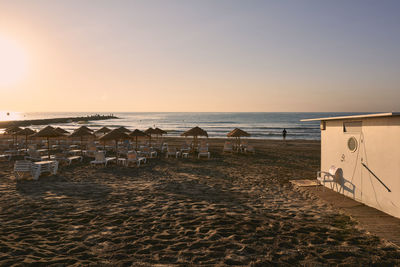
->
[0, 139, 399, 266]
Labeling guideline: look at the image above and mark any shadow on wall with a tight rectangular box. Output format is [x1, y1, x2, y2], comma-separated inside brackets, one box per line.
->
[322, 167, 356, 199]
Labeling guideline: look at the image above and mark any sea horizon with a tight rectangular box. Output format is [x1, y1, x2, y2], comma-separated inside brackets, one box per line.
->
[0, 111, 374, 140]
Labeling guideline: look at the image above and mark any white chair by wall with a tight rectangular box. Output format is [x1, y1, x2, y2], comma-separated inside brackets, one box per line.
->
[317, 166, 343, 191]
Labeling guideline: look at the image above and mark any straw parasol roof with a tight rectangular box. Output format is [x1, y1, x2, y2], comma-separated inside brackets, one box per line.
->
[181, 126, 208, 137]
[33, 126, 63, 138]
[69, 127, 94, 138]
[32, 126, 64, 158]
[5, 126, 23, 134]
[95, 126, 111, 135]
[129, 129, 147, 137]
[54, 127, 69, 135]
[69, 127, 94, 154]
[181, 126, 208, 152]
[75, 126, 93, 132]
[99, 129, 131, 162]
[5, 126, 24, 148]
[116, 126, 131, 133]
[144, 128, 158, 135]
[129, 129, 148, 149]
[144, 128, 158, 146]
[16, 128, 36, 136]
[227, 128, 250, 152]
[227, 128, 250, 138]
[99, 128, 130, 141]
[16, 128, 36, 151]
[154, 127, 167, 135]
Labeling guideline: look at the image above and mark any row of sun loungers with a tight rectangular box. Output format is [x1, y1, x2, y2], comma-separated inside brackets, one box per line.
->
[4, 139, 256, 181]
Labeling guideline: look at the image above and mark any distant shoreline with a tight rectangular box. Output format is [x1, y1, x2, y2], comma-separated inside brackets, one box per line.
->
[0, 114, 118, 129]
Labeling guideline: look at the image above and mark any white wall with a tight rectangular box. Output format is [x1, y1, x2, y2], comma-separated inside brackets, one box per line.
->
[321, 116, 400, 218]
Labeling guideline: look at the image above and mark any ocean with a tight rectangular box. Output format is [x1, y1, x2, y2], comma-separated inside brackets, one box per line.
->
[0, 112, 370, 140]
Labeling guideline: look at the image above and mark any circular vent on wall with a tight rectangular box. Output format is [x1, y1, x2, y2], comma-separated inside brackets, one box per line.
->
[347, 137, 358, 152]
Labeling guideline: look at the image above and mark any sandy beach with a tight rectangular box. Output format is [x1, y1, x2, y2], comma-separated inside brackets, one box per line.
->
[1, 138, 399, 266]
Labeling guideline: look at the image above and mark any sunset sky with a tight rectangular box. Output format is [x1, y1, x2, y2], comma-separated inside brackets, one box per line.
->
[1, 0, 400, 112]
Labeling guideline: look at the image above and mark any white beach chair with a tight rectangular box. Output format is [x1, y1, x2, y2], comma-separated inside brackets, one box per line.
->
[84, 145, 97, 157]
[198, 146, 210, 159]
[180, 143, 190, 154]
[67, 156, 83, 165]
[245, 144, 255, 154]
[161, 143, 167, 153]
[223, 141, 233, 153]
[30, 161, 59, 180]
[14, 160, 33, 180]
[90, 152, 116, 167]
[140, 147, 157, 158]
[166, 147, 180, 158]
[317, 166, 343, 191]
[126, 151, 147, 167]
[52, 153, 83, 165]
[24, 149, 42, 161]
[0, 153, 12, 161]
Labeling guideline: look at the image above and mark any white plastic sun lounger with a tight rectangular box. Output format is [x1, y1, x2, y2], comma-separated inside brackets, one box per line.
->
[14, 160, 33, 180]
[223, 142, 233, 153]
[166, 147, 180, 158]
[90, 152, 116, 166]
[125, 151, 146, 167]
[198, 146, 210, 159]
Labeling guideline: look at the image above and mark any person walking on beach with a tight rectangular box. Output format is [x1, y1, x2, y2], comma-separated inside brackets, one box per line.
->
[282, 128, 287, 140]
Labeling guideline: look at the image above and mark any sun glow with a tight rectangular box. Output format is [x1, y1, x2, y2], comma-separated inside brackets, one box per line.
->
[0, 36, 28, 87]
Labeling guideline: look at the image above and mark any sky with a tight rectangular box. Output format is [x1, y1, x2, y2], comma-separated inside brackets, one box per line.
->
[0, 0, 400, 113]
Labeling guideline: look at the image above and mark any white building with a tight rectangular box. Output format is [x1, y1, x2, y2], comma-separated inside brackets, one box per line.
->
[302, 112, 400, 218]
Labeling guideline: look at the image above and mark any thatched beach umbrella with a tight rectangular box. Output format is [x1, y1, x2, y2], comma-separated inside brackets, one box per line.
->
[5, 126, 23, 148]
[154, 127, 167, 135]
[54, 127, 69, 145]
[99, 129, 130, 163]
[129, 129, 148, 150]
[95, 127, 112, 148]
[16, 128, 36, 151]
[181, 126, 208, 151]
[144, 127, 158, 146]
[227, 128, 250, 150]
[69, 127, 94, 154]
[95, 126, 111, 135]
[77, 125, 93, 132]
[154, 127, 167, 140]
[54, 127, 69, 135]
[32, 126, 64, 159]
[5, 126, 23, 134]
[116, 126, 131, 133]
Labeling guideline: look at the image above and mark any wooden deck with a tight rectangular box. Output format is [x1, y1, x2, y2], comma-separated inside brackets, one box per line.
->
[292, 180, 400, 247]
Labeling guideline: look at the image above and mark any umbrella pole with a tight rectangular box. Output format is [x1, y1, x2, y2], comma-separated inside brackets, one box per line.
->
[115, 139, 118, 163]
[193, 136, 197, 153]
[26, 135, 28, 152]
[48, 137, 50, 159]
[81, 136, 83, 155]
[136, 136, 138, 150]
